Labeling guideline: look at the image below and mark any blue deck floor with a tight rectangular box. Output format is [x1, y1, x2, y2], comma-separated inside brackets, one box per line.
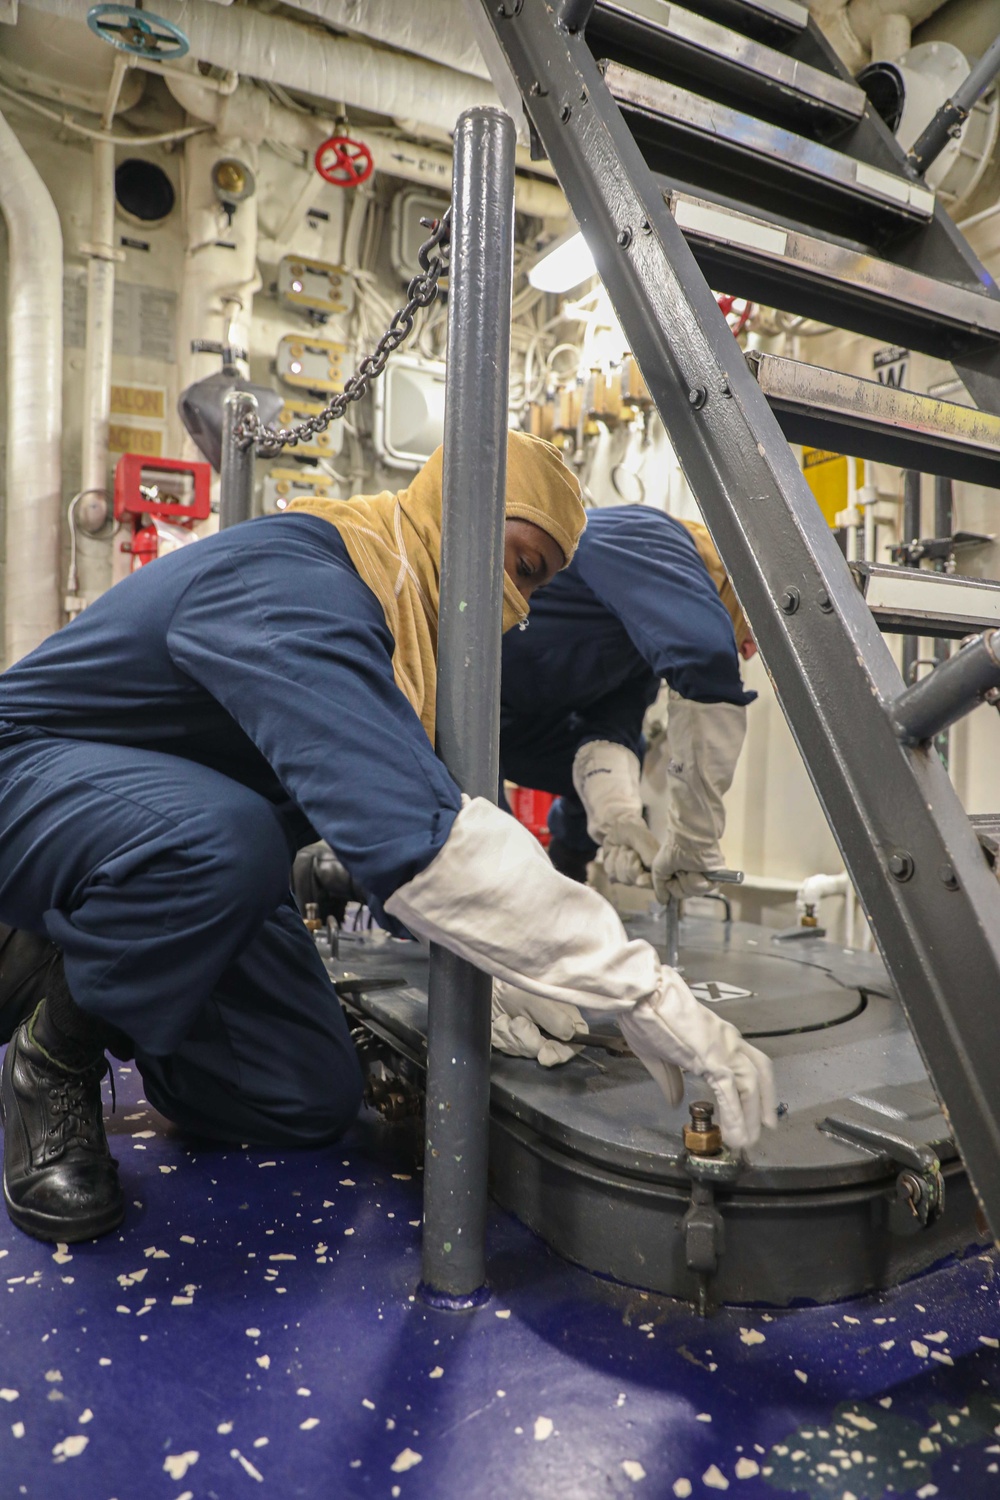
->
[0, 1057, 998, 1500]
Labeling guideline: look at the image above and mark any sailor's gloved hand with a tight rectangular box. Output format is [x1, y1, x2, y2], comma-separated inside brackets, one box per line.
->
[650, 696, 746, 905]
[385, 796, 776, 1147]
[572, 740, 657, 887]
[651, 839, 722, 902]
[491, 980, 589, 1067]
[601, 815, 660, 886]
[618, 966, 776, 1148]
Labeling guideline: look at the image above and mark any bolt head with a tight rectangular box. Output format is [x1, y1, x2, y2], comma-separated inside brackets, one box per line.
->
[888, 851, 914, 881]
[688, 386, 707, 409]
[780, 587, 800, 614]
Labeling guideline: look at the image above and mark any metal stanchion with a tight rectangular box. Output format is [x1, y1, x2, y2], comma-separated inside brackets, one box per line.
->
[219, 390, 258, 530]
[419, 106, 516, 1307]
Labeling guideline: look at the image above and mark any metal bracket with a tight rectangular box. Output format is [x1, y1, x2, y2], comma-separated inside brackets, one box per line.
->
[683, 1148, 741, 1316]
[819, 1113, 945, 1234]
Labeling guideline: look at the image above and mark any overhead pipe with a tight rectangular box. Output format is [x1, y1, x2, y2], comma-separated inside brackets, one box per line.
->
[280, 0, 489, 82]
[806, 0, 948, 73]
[22, 0, 497, 138]
[163, 74, 568, 220]
[0, 107, 62, 662]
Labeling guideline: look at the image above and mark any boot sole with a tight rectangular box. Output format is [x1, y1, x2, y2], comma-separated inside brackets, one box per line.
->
[2, 1179, 125, 1243]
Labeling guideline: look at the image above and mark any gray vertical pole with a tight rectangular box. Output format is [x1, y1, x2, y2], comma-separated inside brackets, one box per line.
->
[932, 476, 954, 767]
[219, 390, 258, 530]
[901, 471, 921, 686]
[420, 106, 516, 1307]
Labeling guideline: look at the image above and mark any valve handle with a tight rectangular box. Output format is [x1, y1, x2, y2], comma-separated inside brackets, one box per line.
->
[86, 5, 189, 60]
[314, 135, 375, 189]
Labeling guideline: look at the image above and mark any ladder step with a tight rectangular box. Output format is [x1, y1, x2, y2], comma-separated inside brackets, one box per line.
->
[590, 3, 862, 137]
[667, 192, 1000, 362]
[851, 563, 1000, 639]
[652, 0, 808, 43]
[969, 813, 1000, 855]
[746, 351, 1000, 487]
[603, 62, 935, 234]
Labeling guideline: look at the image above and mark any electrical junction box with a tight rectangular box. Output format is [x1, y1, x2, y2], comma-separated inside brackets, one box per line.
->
[113, 453, 211, 524]
[275, 400, 344, 459]
[390, 189, 449, 283]
[276, 334, 348, 393]
[262, 467, 339, 515]
[277, 255, 356, 317]
[373, 354, 446, 471]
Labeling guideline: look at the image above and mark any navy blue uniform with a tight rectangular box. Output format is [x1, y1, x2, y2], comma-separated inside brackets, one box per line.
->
[0, 515, 462, 1144]
[500, 506, 753, 854]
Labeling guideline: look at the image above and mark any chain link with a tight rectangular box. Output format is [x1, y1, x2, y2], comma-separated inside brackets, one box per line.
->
[237, 209, 452, 455]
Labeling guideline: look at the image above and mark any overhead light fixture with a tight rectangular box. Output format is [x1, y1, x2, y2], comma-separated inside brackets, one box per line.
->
[528, 231, 596, 293]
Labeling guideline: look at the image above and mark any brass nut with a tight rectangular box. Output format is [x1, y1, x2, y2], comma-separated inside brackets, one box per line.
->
[683, 1123, 723, 1157]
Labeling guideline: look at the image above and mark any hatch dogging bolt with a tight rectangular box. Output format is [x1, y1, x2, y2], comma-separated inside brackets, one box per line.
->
[684, 1099, 723, 1157]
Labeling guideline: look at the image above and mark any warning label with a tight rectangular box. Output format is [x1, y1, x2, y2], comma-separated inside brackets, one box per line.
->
[110, 384, 166, 420]
[109, 423, 163, 457]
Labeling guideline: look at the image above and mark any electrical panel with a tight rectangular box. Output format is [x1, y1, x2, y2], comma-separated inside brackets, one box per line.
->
[275, 400, 344, 459]
[262, 467, 340, 515]
[277, 255, 356, 316]
[276, 335, 348, 393]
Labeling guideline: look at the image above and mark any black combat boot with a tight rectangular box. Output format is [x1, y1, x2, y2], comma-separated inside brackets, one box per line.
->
[0, 925, 59, 1045]
[1, 970, 125, 1243]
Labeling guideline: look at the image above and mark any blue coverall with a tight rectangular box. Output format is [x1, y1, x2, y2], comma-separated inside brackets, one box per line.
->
[500, 506, 755, 857]
[0, 516, 462, 1144]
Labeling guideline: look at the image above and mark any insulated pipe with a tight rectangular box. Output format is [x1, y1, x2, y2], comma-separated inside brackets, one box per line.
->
[421, 107, 516, 1308]
[79, 137, 116, 534]
[892, 629, 1000, 746]
[0, 107, 62, 662]
[163, 75, 567, 220]
[280, 0, 489, 82]
[23, 0, 497, 138]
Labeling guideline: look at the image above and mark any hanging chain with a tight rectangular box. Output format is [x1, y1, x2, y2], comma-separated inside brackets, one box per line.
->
[237, 209, 452, 455]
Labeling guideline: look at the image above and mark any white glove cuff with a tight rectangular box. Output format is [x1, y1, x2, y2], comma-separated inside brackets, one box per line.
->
[572, 740, 644, 844]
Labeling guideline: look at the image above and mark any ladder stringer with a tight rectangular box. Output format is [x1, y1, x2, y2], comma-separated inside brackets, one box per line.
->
[476, 0, 1000, 1238]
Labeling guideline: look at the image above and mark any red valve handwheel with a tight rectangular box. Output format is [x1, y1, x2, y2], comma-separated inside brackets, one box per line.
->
[716, 293, 754, 338]
[314, 135, 375, 188]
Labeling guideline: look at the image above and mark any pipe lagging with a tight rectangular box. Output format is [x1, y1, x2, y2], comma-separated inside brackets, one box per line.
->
[21, 0, 498, 138]
[0, 107, 62, 663]
[892, 629, 1000, 746]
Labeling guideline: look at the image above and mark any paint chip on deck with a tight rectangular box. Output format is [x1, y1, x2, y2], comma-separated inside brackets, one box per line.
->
[739, 1328, 765, 1345]
[735, 1458, 759, 1478]
[163, 1452, 199, 1480]
[52, 1434, 88, 1460]
[534, 1417, 553, 1441]
[231, 1448, 264, 1481]
[673, 1481, 692, 1498]
[495, 1309, 511, 1319]
[391, 1448, 422, 1473]
[622, 1459, 645, 1481]
[703, 1464, 729, 1490]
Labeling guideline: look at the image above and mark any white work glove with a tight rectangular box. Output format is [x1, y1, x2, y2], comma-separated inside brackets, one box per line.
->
[385, 797, 776, 1149]
[572, 740, 659, 887]
[651, 695, 746, 903]
[491, 980, 589, 1067]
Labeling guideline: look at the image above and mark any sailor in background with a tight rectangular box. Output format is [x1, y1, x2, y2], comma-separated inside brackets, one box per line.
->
[500, 504, 754, 900]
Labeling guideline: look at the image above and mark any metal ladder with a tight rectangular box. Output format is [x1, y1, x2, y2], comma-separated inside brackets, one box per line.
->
[472, 0, 1000, 1235]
